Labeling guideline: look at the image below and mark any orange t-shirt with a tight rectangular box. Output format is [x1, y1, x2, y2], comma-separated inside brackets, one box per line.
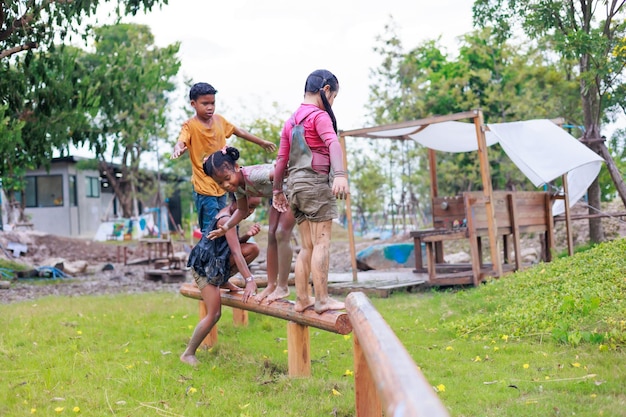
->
[177, 115, 236, 196]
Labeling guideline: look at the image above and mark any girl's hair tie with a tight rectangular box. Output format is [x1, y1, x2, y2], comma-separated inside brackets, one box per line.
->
[220, 146, 228, 154]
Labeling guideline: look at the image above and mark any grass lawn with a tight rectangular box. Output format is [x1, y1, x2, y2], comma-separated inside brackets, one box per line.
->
[1, 238, 625, 416]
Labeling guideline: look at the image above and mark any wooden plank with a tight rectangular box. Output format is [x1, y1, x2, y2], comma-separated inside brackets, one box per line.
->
[180, 282, 352, 335]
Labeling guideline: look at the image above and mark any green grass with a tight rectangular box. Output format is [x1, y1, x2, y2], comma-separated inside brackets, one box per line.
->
[1, 238, 626, 416]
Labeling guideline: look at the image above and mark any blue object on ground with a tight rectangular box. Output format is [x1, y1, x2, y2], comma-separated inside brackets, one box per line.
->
[0, 267, 13, 279]
[34, 266, 69, 279]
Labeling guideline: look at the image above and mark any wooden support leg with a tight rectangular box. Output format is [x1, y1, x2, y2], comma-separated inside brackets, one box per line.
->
[232, 308, 248, 326]
[425, 242, 436, 283]
[198, 300, 218, 348]
[353, 334, 382, 417]
[287, 321, 311, 377]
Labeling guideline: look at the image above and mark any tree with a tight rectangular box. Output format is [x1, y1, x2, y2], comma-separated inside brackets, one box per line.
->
[473, 0, 626, 242]
[0, 45, 93, 222]
[367, 24, 579, 203]
[0, 0, 166, 60]
[80, 23, 180, 218]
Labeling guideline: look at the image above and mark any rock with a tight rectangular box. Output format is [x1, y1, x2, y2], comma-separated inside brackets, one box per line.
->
[0, 281, 10, 289]
[41, 257, 66, 271]
[521, 247, 539, 264]
[444, 251, 471, 264]
[64, 260, 89, 275]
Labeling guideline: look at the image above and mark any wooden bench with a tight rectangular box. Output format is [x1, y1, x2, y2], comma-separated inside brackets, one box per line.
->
[412, 191, 554, 286]
[179, 282, 352, 377]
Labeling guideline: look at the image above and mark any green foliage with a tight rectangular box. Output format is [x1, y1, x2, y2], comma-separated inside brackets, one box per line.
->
[79, 23, 180, 217]
[367, 24, 581, 200]
[0, 1, 167, 61]
[445, 238, 626, 346]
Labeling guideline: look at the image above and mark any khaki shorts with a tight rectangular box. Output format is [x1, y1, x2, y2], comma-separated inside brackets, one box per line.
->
[192, 269, 229, 290]
[287, 174, 337, 224]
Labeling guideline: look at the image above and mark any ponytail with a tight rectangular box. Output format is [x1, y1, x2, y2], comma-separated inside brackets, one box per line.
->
[304, 69, 339, 133]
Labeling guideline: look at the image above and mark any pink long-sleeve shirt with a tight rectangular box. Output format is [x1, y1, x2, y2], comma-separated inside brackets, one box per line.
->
[277, 104, 339, 175]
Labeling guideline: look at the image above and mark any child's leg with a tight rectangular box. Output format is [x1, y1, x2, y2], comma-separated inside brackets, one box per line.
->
[257, 206, 280, 300]
[293, 220, 315, 312]
[266, 208, 296, 302]
[180, 284, 222, 366]
[310, 220, 345, 313]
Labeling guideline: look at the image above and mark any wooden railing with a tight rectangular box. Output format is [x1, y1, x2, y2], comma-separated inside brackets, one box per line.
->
[345, 292, 450, 417]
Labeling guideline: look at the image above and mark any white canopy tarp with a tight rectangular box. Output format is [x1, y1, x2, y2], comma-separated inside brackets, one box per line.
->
[366, 119, 604, 216]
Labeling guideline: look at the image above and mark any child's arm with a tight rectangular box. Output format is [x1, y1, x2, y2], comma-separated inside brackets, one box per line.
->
[171, 141, 188, 159]
[220, 216, 257, 300]
[233, 126, 277, 152]
[208, 197, 248, 240]
[239, 223, 261, 244]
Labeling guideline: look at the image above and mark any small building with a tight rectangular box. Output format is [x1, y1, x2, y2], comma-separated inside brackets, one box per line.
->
[2, 156, 185, 239]
[16, 156, 105, 238]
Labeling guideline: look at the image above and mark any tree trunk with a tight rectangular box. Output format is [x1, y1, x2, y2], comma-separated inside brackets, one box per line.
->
[596, 141, 626, 208]
[586, 175, 605, 243]
[98, 161, 135, 218]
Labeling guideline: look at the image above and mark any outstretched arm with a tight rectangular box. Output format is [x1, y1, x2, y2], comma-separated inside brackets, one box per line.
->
[233, 126, 276, 152]
[171, 140, 187, 159]
[207, 197, 248, 240]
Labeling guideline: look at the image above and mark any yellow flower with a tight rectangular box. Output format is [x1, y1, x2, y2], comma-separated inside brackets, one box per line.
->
[545, 376, 550, 380]
[72, 407, 80, 413]
[238, 403, 250, 409]
[170, 315, 175, 319]
[332, 388, 342, 396]
[493, 346, 500, 352]
[591, 394, 597, 398]
[523, 363, 530, 369]
[283, 349, 288, 354]
[445, 346, 454, 351]
[76, 330, 82, 335]
[473, 356, 482, 362]
[343, 334, 351, 341]
[186, 387, 197, 395]
[501, 335, 509, 342]
[571, 362, 581, 368]
[436, 384, 446, 392]
[30, 408, 36, 414]
[343, 369, 353, 376]
[125, 364, 133, 369]
[55, 407, 64, 413]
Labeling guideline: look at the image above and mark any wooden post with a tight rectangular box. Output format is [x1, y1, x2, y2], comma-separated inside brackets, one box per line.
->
[473, 110, 502, 278]
[353, 333, 382, 417]
[507, 193, 523, 271]
[232, 308, 248, 326]
[562, 174, 574, 256]
[428, 148, 438, 199]
[287, 322, 311, 377]
[198, 300, 217, 348]
[346, 292, 450, 417]
[339, 134, 359, 282]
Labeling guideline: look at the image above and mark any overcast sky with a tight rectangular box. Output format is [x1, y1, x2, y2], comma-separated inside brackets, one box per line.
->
[119, 0, 476, 131]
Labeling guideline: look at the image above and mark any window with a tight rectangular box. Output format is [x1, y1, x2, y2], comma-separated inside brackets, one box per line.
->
[23, 175, 64, 207]
[86, 176, 100, 198]
[69, 175, 77, 206]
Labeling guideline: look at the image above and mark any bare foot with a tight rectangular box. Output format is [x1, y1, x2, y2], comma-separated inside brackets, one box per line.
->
[254, 285, 276, 303]
[180, 353, 200, 366]
[294, 296, 316, 312]
[266, 286, 290, 303]
[220, 281, 242, 292]
[314, 297, 345, 314]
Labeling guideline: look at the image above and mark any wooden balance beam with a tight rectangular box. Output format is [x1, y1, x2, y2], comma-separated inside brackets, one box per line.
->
[179, 282, 352, 377]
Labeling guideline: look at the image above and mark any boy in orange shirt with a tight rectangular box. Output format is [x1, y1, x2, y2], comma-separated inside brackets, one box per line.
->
[171, 82, 276, 233]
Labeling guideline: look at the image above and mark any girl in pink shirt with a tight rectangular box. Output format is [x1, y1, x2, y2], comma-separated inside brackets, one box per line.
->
[272, 69, 349, 314]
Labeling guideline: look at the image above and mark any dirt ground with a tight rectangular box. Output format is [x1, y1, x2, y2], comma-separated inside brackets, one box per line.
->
[1, 200, 625, 305]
